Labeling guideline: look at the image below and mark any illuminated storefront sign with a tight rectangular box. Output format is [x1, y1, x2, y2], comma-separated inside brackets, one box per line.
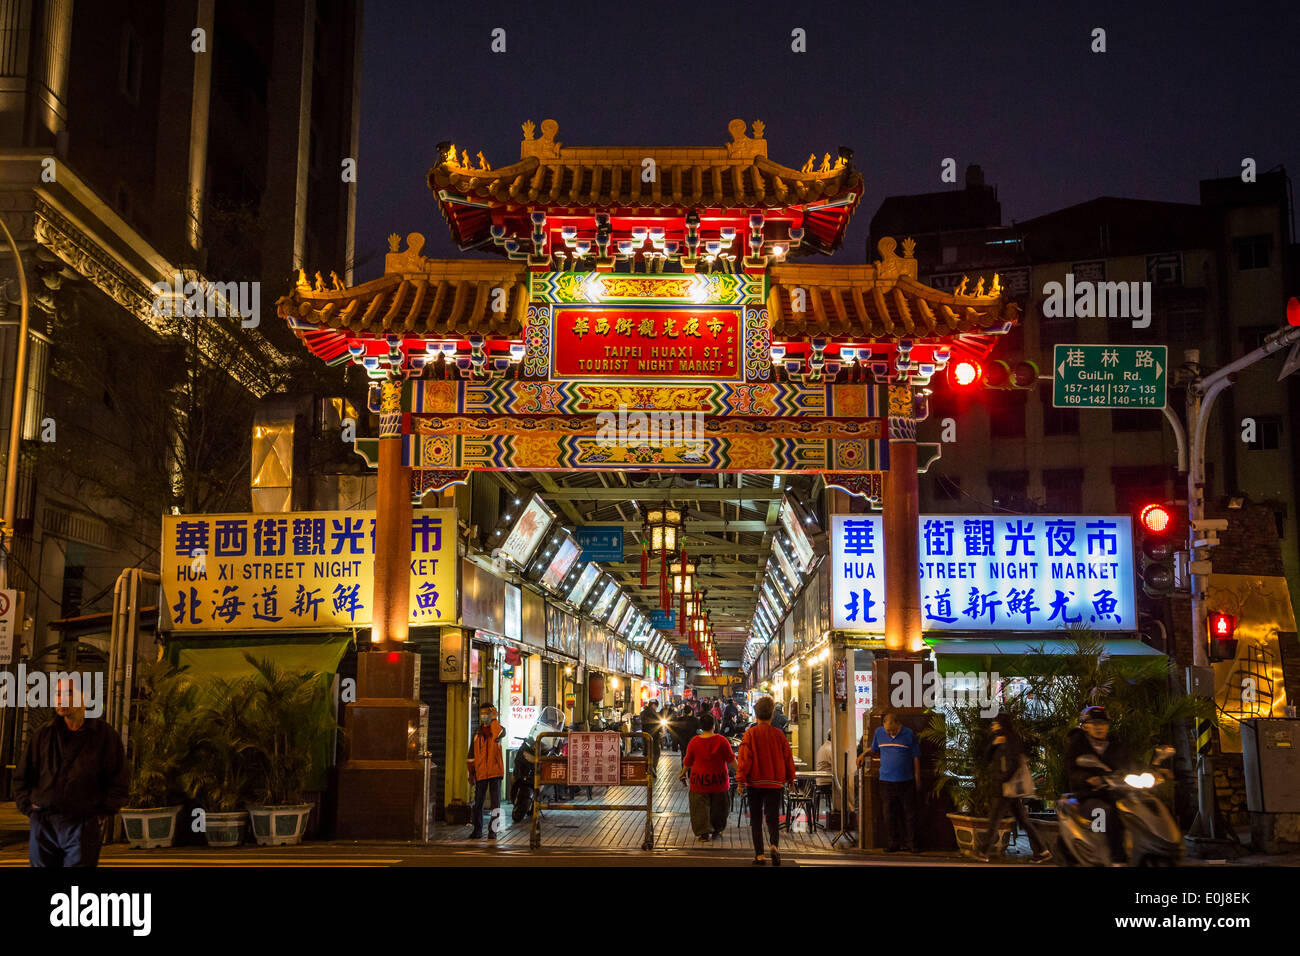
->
[500, 495, 554, 567]
[552, 307, 740, 379]
[830, 514, 1136, 632]
[162, 509, 458, 631]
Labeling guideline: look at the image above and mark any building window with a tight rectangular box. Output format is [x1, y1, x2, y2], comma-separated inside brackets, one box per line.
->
[1233, 235, 1271, 270]
[120, 24, 143, 104]
[988, 390, 1027, 439]
[1246, 415, 1283, 451]
[934, 474, 962, 502]
[989, 470, 1030, 510]
[942, 246, 957, 265]
[1111, 466, 1169, 514]
[1239, 326, 1273, 354]
[1040, 384, 1078, 436]
[1037, 313, 1077, 354]
[1042, 469, 1084, 513]
[1111, 408, 1160, 432]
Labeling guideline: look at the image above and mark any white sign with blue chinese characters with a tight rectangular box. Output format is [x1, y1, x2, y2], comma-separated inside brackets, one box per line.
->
[831, 514, 1136, 632]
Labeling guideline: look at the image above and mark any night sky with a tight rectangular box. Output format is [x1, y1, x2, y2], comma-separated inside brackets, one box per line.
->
[354, 0, 1299, 280]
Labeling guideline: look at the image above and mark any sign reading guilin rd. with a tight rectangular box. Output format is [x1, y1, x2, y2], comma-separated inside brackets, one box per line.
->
[552, 307, 739, 378]
[1052, 344, 1166, 409]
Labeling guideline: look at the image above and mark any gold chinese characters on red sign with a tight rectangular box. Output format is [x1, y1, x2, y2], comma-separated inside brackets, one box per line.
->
[552, 307, 739, 379]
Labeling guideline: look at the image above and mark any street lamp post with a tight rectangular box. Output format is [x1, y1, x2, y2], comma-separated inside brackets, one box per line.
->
[1182, 322, 1300, 843]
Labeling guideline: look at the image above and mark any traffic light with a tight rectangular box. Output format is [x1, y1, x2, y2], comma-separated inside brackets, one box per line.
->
[1208, 611, 1238, 661]
[947, 359, 982, 388]
[1136, 502, 1176, 597]
[945, 358, 1038, 389]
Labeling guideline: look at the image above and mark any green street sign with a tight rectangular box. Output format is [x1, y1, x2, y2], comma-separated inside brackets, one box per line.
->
[1052, 344, 1167, 409]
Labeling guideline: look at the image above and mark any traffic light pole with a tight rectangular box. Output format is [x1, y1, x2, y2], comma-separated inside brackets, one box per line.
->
[1182, 324, 1300, 843]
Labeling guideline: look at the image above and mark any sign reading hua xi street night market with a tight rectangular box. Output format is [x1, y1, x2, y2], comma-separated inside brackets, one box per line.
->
[161, 510, 458, 631]
[830, 514, 1136, 633]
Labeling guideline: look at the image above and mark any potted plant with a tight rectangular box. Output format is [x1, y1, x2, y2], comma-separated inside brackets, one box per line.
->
[1010, 630, 1211, 807]
[921, 699, 1023, 858]
[243, 653, 339, 846]
[182, 676, 259, 847]
[120, 662, 195, 849]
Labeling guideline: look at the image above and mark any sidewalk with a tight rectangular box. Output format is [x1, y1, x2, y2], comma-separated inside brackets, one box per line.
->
[0, 806, 28, 850]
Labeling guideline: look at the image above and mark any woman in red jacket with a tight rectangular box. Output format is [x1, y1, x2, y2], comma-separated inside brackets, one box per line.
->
[681, 712, 737, 841]
[736, 695, 797, 865]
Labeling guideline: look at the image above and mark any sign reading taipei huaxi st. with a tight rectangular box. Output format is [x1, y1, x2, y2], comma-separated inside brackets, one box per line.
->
[1052, 344, 1166, 409]
[553, 307, 739, 379]
[161, 509, 458, 631]
[830, 514, 1135, 632]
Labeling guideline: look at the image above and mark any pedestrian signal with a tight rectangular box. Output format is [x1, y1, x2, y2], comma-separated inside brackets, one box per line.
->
[1208, 611, 1238, 661]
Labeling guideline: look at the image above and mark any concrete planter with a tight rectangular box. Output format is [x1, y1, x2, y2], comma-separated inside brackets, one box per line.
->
[248, 804, 312, 846]
[120, 806, 182, 849]
[203, 810, 249, 847]
[946, 812, 1013, 858]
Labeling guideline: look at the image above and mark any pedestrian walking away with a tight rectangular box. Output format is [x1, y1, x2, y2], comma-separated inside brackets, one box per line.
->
[681, 712, 737, 841]
[468, 702, 506, 839]
[737, 695, 796, 865]
[975, 711, 1052, 863]
[15, 678, 128, 867]
[864, 709, 921, 853]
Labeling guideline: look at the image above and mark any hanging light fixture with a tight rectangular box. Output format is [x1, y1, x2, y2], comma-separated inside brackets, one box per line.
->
[642, 504, 683, 611]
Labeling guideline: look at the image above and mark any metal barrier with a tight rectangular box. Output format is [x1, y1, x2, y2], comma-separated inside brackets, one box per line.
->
[529, 731, 655, 850]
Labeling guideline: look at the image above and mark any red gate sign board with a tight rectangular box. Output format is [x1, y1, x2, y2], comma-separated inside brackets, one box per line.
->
[553, 307, 740, 380]
[567, 731, 622, 786]
[621, 759, 648, 783]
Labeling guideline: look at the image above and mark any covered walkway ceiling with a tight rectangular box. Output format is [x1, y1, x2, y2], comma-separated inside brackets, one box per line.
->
[488, 469, 821, 669]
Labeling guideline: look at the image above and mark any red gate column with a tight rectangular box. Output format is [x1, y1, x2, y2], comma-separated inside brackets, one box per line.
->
[336, 375, 426, 839]
[373, 376, 412, 648]
[883, 383, 922, 653]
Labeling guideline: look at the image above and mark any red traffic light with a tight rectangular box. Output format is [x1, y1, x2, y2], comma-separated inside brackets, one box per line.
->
[1209, 611, 1237, 638]
[1288, 296, 1300, 327]
[949, 360, 981, 387]
[1139, 503, 1173, 535]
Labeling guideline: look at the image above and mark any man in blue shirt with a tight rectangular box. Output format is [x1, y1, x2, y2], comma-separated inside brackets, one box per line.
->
[867, 709, 922, 853]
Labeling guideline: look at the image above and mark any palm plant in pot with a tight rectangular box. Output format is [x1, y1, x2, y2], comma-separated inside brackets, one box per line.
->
[181, 675, 259, 847]
[920, 693, 1036, 858]
[243, 653, 339, 846]
[121, 662, 196, 849]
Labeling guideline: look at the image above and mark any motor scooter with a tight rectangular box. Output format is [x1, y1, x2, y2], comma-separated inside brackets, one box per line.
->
[1055, 745, 1183, 866]
[508, 706, 566, 823]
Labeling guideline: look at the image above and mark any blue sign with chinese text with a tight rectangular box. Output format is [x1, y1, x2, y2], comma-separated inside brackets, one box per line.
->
[577, 526, 624, 563]
[649, 609, 676, 630]
[830, 514, 1136, 632]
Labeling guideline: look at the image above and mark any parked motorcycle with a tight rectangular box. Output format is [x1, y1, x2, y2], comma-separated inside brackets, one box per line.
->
[1054, 745, 1183, 866]
[509, 706, 566, 823]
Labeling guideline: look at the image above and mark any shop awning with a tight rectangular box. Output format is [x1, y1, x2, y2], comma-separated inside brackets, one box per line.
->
[164, 633, 352, 681]
[927, 637, 1164, 673]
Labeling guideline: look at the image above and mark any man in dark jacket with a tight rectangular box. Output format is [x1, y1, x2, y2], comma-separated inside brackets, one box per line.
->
[1064, 706, 1133, 860]
[674, 705, 700, 755]
[15, 678, 128, 867]
[639, 701, 661, 765]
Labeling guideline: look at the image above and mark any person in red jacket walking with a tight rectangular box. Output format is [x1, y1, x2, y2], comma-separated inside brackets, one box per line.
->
[736, 695, 796, 865]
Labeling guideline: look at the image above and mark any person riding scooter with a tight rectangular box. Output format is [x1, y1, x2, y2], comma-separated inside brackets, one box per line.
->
[1063, 705, 1132, 859]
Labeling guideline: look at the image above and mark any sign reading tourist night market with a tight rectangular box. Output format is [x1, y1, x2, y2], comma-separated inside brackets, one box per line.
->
[161, 510, 458, 631]
[830, 514, 1136, 632]
[554, 307, 740, 379]
[1052, 344, 1167, 409]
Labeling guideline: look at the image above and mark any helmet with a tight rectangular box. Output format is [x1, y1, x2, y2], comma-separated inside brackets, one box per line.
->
[1080, 705, 1109, 725]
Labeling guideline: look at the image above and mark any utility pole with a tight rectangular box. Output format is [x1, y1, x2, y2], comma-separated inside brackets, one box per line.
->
[1183, 309, 1300, 844]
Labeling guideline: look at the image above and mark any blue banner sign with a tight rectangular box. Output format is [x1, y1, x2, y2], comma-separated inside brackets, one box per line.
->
[649, 608, 676, 630]
[831, 514, 1136, 632]
[577, 526, 624, 563]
